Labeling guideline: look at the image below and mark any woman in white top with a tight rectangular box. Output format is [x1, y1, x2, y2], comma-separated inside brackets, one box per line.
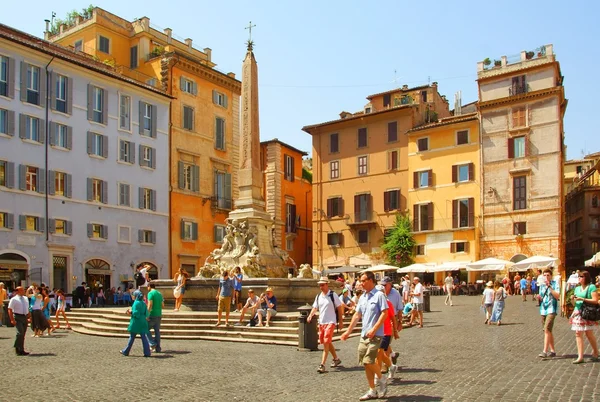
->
[173, 267, 189, 312]
[481, 281, 496, 325]
[54, 290, 72, 330]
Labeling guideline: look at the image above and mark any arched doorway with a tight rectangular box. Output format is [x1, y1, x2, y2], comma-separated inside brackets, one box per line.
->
[137, 262, 158, 280]
[0, 252, 29, 290]
[510, 254, 528, 264]
[84, 259, 111, 291]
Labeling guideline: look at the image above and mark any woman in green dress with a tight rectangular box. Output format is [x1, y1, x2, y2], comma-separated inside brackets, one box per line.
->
[120, 291, 151, 357]
[569, 270, 599, 364]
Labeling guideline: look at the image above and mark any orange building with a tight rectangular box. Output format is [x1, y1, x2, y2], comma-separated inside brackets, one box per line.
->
[50, 8, 241, 277]
[303, 84, 450, 270]
[261, 139, 313, 269]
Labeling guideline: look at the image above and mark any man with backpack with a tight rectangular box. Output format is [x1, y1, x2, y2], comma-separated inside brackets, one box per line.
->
[308, 277, 344, 374]
[134, 265, 150, 290]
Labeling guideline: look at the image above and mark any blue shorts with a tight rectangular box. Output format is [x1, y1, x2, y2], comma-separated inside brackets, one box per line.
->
[180, 287, 186, 295]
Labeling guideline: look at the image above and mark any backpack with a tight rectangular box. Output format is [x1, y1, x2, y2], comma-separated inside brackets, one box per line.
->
[314, 291, 340, 331]
[134, 272, 145, 287]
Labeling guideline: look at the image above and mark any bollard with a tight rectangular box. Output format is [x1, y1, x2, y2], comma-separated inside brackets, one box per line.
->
[423, 289, 431, 312]
[297, 305, 318, 351]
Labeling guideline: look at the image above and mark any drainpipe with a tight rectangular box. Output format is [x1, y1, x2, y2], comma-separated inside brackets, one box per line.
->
[167, 55, 179, 279]
[305, 187, 311, 265]
[45, 56, 55, 241]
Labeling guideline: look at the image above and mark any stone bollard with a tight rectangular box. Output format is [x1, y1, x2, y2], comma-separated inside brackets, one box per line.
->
[423, 289, 431, 312]
[297, 305, 318, 351]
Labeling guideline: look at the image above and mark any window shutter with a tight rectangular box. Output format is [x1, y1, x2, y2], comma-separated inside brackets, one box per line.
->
[19, 114, 26, 139]
[37, 169, 45, 194]
[87, 223, 93, 238]
[192, 222, 198, 241]
[102, 89, 108, 125]
[38, 217, 45, 233]
[193, 165, 200, 192]
[139, 101, 144, 134]
[66, 126, 73, 150]
[18, 164, 26, 190]
[19, 215, 26, 230]
[468, 163, 474, 181]
[427, 202, 434, 230]
[5, 162, 15, 188]
[86, 131, 93, 154]
[452, 165, 457, 183]
[151, 148, 156, 169]
[354, 195, 360, 219]
[87, 84, 94, 121]
[213, 171, 219, 198]
[212, 90, 218, 104]
[49, 72, 56, 110]
[391, 151, 398, 170]
[138, 229, 144, 243]
[101, 180, 108, 204]
[214, 226, 219, 242]
[413, 171, 418, 188]
[7, 110, 15, 136]
[87, 178, 93, 201]
[388, 121, 397, 142]
[468, 198, 475, 227]
[6, 213, 14, 229]
[65, 174, 72, 198]
[67, 77, 73, 115]
[130, 141, 136, 164]
[413, 205, 419, 231]
[452, 200, 458, 228]
[48, 219, 56, 233]
[102, 225, 108, 239]
[178, 161, 185, 189]
[327, 198, 332, 218]
[192, 82, 198, 96]
[38, 118, 46, 144]
[139, 187, 144, 209]
[225, 173, 232, 205]
[508, 137, 514, 159]
[119, 140, 125, 161]
[47, 170, 55, 195]
[223, 94, 228, 108]
[102, 135, 108, 158]
[151, 189, 156, 211]
[339, 198, 344, 216]
[525, 136, 529, 157]
[384, 191, 390, 212]
[19, 62, 27, 102]
[451, 243, 456, 253]
[39, 71, 46, 107]
[65, 221, 72, 235]
[180, 220, 186, 239]
[152, 231, 156, 244]
[7, 57, 15, 98]
[138, 145, 144, 166]
[180, 77, 185, 91]
[151, 105, 157, 138]
[427, 170, 433, 187]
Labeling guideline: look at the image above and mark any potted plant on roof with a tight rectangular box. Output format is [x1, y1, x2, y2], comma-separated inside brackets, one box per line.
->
[526, 51, 534, 60]
[494, 59, 502, 67]
[483, 57, 491, 67]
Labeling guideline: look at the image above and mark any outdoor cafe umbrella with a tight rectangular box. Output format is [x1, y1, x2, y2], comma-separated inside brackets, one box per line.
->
[585, 252, 600, 267]
[466, 257, 513, 272]
[510, 255, 557, 272]
[361, 264, 399, 273]
[324, 266, 365, 275]
[397, 263, 437, 273]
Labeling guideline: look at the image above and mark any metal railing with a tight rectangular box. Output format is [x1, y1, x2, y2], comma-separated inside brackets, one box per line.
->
[509, 84, 529, 96]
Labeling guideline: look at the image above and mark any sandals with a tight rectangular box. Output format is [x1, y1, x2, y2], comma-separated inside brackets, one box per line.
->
[572, 359, 584, 364]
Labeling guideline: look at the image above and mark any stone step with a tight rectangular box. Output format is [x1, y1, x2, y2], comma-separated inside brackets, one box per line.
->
[88, 317, 300, 332]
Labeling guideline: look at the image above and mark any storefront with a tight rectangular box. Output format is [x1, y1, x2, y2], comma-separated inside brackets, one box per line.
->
[84, 259, 112, 290]
[0, 251, 29, 290]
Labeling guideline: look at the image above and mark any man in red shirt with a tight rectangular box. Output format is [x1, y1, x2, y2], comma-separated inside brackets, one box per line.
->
[375, 285, 399, 381]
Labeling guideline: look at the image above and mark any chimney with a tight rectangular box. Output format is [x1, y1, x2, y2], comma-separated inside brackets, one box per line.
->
[44, 19, 50, 39]
[164, 28, 172, 44]
[185, 38, 193, 50]
[402, 84, 408, 90]
[204, 47, 212, 62]
[227, 72, 236, 79]
[432, 81, 438, 88]
[139, 17, 150, 31]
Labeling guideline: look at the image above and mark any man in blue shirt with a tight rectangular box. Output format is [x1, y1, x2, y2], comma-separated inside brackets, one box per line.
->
[215, 270, 234, 327]
[537, 268, 560, 358]
[341, 271, 389, 400]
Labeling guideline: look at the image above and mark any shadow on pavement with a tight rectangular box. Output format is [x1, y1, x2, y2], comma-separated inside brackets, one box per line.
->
[399, 367, 442, 373]
[149, 354, 174, 359]
[386, 395, 443, 401]
[27, 353, 57, 357]
[335, 366, 365, 373]
[160, 350, 191, 355]
[494, 323, 523, 326]
[423, 325, 444, 328]
[398, 379, 437, 385]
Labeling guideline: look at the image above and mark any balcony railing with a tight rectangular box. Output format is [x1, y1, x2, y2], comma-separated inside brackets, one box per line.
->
[348, 211, 375, 226]
[509, 84, 529, 96]
[213, 196, 232, 210]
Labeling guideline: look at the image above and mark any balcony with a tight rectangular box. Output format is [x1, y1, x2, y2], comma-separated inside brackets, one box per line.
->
[509, 84, 529, 96]
[347, 211, 377, 226]
[212, 196, 232, 210]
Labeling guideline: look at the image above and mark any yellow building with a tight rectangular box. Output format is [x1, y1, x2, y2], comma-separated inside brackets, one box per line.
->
[303, 84, 450, 271]
[49, 8, 242, 277]
[407, 113, 481, 284]
[564, 158, 596, 197]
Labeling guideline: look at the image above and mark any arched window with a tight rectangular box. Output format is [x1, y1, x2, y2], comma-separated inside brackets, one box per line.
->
[85, 259, 110, 270]
[592, 241, 599, 255]
[137, 262, 158, 280]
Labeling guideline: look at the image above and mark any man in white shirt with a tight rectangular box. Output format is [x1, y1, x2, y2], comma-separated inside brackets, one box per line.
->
[235, 289, 260, 326]
[308, 277, 344, 373]
[8, 286, 31, 356]
[409, 277, 424, 328]
[444, 273, 454, 306]
[136, 265, 150, 289]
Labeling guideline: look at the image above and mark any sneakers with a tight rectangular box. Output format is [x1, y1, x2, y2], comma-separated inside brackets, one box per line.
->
[359, 389, 378, 401]
[234, 322, 242, 326]
[317, 364, 327, 373]
[391, 351, 398, 365]
[378, 377, 388, 398]
[547, 351, 556, 358]
[246, 323, 252, 327]
[330, 358, 342, 368]
[388, 364, 398, 380]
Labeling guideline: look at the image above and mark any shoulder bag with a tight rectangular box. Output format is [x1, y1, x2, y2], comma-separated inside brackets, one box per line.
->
[580, 286, 600, 321]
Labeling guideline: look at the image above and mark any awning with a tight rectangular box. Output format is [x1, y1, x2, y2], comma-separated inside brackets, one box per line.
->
[349, 253, 372, 266]
[466, 257, 513, 272]
[585, 252, 600, 267]
[324, 266, 364, 275]
[510, 255, 557, 271]
[360, 264, 398, 273]
[397, 263, 437, 273]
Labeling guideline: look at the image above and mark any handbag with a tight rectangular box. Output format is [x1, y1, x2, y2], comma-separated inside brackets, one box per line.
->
[580, 287, 600, 321]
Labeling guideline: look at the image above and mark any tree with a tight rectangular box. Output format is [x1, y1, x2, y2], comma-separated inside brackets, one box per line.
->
[381, 213, 416, 267]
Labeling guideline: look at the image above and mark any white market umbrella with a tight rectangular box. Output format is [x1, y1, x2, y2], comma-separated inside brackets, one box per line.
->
[466, 257, 513, 272]
[436, 261, 470, 272]
[361, 264, 399, 273]
[585, 252, 600, 267]
[510, 255, 557, 271]
[397, 263, 437, 273]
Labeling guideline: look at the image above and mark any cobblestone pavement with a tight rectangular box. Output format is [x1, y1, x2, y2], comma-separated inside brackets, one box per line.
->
[2, 295, 600, 401]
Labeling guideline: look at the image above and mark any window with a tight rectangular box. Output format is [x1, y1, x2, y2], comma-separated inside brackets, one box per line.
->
[54, 219, 66, 235]
[384, 190, 400, 212]
[354, 193, 371, 222]
[358, 128, 367, 148]
[54, 124, 68, 148]
[417, 137, 429, 152]
[215, 117, 225, 150]
[514, 222, 527, 235]
[415, 245, 425, 256]
[0, 108, 11, 135]
[593, 241, 599, 254]
[130, 46, 138, 69]
[512, 107, 526, 127]
[212, 90, 227, 107]
[0, 212, 14, 229]
[576, 165, 583, 174]
[214, 171, 232, 210]
[139, 145, 155, 169]
[358, 229, 369, 244]
[286, 238, 294, 251]
[214, 225, 226, 243]
[451, 242, 468, 253]
[146, 78, 157, 87]
[509, 136, 526, 158]
[0, 161, 5, 186]
[421, 90, 428, 102]
[0, 56, 8, 97]
[183, 106, 194, 131]
[141, 188, 154, 210]
[25, 116, 40, 142]
[91, 223, 103, 239]
[453, 163, 473, 183]
[55, 74, 67, 113]
[92, 179, 102, 202]
[591, 216, 599, 230]
[388, 121, 397, 142]
[25, 216, 40, 232]
[286, 203, 297, 233]
[143, 103, 153, 135]
[26, 166, 37, 191]
[139, 229, 155, 244]
[119, 140, 134, 163]
[388, 150, 398, 170]
[513, 176, 527, 210]
[330, 133, 339, 153]
[327, 233, 342, 247]
[181, 220, 198, 241]
[511, 75, 527, 95]
[414, 170, 432, 188]
[98, 36, 110, 53]
[365, 107, 371, 114]
[383, 93, 391, 107]
[92, 86, 104, 123]
[330, 160, 340, 179]
[26, 64, 40, 105]
[178, 161, 199, 192]
[54, 172, 65, 196]
[453, 198, 473, 228]
[284, 154, 295, 181]
[593, 195, 599, 208]
[358, 156, 368, 175]
[119, 94, 131, 130]
[456, 130, 469, 145]
[119, 183, 130, 206]
[119, 226, 130, 242]
[74, 40, 83, 52]
[182, 78, 196, 95]
[87, 132, 107, 157]
[327, 197, 343, 218]
[413, 203, 433, 232]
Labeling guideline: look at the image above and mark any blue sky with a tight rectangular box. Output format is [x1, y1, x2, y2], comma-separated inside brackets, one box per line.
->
[3, 0, 598, 160]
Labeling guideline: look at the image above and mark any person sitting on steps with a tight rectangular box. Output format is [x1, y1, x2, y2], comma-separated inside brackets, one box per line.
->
[256, 288, 277, 327]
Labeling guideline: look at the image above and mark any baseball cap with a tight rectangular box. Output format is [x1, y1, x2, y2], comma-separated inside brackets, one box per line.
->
[379, 276, 393, 285]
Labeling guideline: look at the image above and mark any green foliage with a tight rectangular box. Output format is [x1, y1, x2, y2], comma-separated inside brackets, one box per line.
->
[50, 5, 95, 35]
[483, 57, 491, 66]
[302, 168, 312, 183]
[381, 213, 416, 268]
[149, 46, 165, 58]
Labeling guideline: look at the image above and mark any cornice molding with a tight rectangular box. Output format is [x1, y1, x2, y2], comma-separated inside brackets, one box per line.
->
[177, 56, 241, 94]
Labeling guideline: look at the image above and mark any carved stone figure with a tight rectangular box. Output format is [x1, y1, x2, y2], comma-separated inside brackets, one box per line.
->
[298, 264, 313, 279]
